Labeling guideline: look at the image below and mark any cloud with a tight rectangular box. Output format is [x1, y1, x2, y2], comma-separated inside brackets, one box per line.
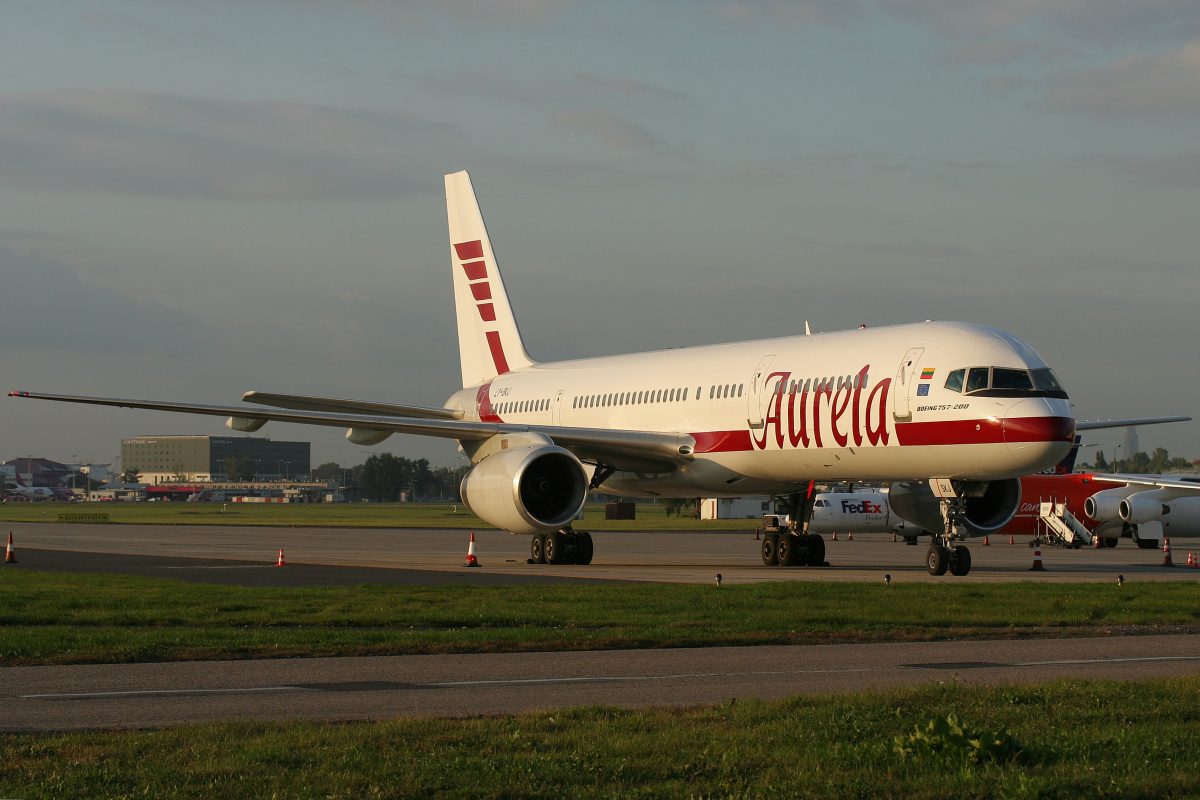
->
[574, 74, 688, 100]
[1047, 39, 1200, 117]
[0, 246, 212, 354]
[0, 90, 451, 200]
[882, 0, 1200, 44]
[549, 108, 672, 154]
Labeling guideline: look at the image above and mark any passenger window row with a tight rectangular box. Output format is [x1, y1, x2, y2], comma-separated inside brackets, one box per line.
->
[494, 398, 550, 415]
[572, 387, 691, 409]
[771, 374, 868, 396]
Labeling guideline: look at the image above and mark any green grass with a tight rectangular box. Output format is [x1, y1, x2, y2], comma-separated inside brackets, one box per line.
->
[0, 501, 757, 530]
[3, 678, 1199, 798]
[3, 570, 1199, 666]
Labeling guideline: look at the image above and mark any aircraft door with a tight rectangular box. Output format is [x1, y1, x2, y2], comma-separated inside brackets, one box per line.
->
[552, 389, 565, 426]
[747, 354, 777, 429]
[892, 347, 925, 422]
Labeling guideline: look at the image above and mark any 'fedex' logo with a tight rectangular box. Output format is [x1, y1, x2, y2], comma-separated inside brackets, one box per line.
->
[841, 500, 883, 514]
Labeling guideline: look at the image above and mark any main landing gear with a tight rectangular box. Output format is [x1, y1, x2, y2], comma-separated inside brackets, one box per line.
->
[761, 486, 829, 568]
[529, 526, 593, 565]
[926, 479, 972, 577]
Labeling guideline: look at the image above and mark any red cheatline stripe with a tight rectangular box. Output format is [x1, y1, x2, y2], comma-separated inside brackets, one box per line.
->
[894, 416, 1075, 447]
[689, 416, 1074, 454]
[454, 241, 484, 260]
[477, 303, 496, 322]
[469, 282, 492, 301]
[462, 260, 487, 281]
[485, 330, 510, 375]
[690, 430, 754, 453]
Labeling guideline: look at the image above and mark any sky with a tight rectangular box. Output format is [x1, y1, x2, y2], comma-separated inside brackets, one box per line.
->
[3, 0, 1200, 474]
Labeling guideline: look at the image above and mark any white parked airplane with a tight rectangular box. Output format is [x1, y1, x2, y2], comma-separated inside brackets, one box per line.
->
[11, 171, 1081, 576]
[4, 474, 67, 501]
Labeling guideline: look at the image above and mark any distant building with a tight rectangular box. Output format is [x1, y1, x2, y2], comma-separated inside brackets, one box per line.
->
[1, 457, 83, 488]
[120, 435, 310, 484]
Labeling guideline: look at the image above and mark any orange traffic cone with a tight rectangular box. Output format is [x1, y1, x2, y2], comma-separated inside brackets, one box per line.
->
[1190, 552, 1198, 569]
[275, 548, 287, 567]
[832, 531, 838, 540]
[1162, 538, 1174, 567]
[983, 535, 990, 546]
[892, 532, 897, 542]
[847, 531, 853, 541]
[5, 532, 16, 564]
[1009, 534, 1015, 545]
[463, 532, 481, 567]
[755, 527, 760, 540]
[1028, 543, 1046, 571]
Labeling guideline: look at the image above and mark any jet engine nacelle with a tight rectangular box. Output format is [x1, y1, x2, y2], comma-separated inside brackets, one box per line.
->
[887, 478, 1021, 537]
[1084, 494, 1124, 522]
[459, 444, 588, 535]
[1119, 493, 1169, 525]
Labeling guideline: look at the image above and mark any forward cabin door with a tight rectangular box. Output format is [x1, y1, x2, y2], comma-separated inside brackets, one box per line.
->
[747, 354, 777, 429]
[892, 347, 925, 422]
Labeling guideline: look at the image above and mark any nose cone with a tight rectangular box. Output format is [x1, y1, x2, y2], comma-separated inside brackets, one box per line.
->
[1003, 398, 1075, 472]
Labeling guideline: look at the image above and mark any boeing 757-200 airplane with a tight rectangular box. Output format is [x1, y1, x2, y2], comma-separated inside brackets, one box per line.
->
[12, 171, 1082, 576]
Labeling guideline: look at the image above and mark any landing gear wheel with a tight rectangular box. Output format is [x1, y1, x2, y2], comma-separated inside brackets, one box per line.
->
[544, 531, 567, 564]
[1137, 538, 1159, 550]
[530, 534, 547, 564]
[573, 531, 594, 565]
[1104, 538, 1119, 549]
[949, 545, 972, 576]
[926, 545, 949, 576]
[761, 534, 779, 566]
[776, 534, 796, 567]
[804, 534, 825, 567]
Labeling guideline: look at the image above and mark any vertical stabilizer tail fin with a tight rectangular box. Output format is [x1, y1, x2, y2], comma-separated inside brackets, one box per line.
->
[445, 171, 536, 388]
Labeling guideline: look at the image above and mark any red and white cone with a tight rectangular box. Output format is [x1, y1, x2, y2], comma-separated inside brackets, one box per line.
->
[983, 535, 990, 546]
[463, 532, 481, 567]
[1190, 552, 1198, 569]
[832, 531, 838, 540]
[5, 532, 16, 564]
[1162, 538, 1174, 567]
[847, 531, 853, 541]
[1028, 543, 1046, 572]
[275, 548, 287, 567]
[1009, 534, 1015, 545]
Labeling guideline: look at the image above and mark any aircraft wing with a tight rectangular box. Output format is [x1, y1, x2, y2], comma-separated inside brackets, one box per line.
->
[1075, 416, 1191, 430]
[241, 391, 463, 420]
[1090, 473, 1200, 500]
[8, 390, 693, 473]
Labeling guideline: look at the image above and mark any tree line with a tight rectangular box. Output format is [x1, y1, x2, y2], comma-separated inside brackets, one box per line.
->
[314, 455, 470, 502]
[1089, 447, 1196, 474]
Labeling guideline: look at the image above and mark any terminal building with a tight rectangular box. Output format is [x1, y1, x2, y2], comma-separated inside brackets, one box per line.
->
[120, 436, 310, 484]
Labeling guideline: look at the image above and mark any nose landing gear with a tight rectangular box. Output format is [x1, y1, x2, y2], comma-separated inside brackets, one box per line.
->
[926, 479, 973, 577]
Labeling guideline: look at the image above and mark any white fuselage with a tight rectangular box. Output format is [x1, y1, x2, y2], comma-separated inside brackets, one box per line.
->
[445, 320, 1075, 497]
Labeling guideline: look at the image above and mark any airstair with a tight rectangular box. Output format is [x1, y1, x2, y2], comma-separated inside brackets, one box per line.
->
[1037, 500, 1094, 548]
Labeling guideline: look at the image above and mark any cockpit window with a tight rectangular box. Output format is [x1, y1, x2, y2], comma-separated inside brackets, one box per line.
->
[944, 369, 965, 393]
[992, 368, 1034, 391]
[1032, 368, 1064, 394]
[957, 366, 1069, 399]
[966, 367, 990, 393]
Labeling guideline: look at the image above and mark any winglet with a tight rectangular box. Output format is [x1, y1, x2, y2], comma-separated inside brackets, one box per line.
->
[445, 171, 535, 388]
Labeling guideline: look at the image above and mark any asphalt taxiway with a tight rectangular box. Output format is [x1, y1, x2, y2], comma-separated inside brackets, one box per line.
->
[4, 522, 1195, 585]
[4, 635, 1198, 732]
[5, 522, 1198, 732]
